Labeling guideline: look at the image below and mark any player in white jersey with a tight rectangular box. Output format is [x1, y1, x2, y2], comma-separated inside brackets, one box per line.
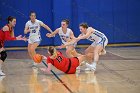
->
[76, 23, 108, 71]
[63, 23, 108, 71]
[24, 11, 53, 66]
[46, 19, 80, 57]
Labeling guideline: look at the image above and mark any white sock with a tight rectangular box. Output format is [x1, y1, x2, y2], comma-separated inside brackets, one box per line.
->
[91, 62, 96, 67]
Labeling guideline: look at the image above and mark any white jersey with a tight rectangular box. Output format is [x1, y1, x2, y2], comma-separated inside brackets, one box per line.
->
[86, 28, 106, 42]
[25, 19, 43, 38]
[58, 27, 71, 44]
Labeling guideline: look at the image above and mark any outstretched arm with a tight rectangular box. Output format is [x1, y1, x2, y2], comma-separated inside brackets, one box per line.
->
[3, 26, 27, 41]
[70, 30, 76, 39]
[41, 23, 53, 33]
[3, 26, 16, 40]
[77, 29, 93, 40]
[40, 63, 51, 73]
[46, 28, 59, 38]
[58, 39, 77, 49]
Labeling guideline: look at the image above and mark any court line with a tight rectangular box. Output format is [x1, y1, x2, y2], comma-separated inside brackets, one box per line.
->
[107, 51, 126, 59]
[4, 43, 140, 51]
[107, 50, 140, 60]
[41, 61, 73, 93]
[100, 62, 138, 86]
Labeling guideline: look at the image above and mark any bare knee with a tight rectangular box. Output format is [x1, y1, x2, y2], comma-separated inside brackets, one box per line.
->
[85, 49, 89, 54]
[66, 49, 72, 57]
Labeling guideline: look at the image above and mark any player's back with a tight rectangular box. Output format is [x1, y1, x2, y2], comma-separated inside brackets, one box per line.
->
[47, 51, 70, 72]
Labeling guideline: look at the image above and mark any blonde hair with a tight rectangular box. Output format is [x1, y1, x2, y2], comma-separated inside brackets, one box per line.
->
[48, 46, 57, 58]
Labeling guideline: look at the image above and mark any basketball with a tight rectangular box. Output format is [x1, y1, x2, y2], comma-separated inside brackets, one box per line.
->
[33, 54, 43, 63]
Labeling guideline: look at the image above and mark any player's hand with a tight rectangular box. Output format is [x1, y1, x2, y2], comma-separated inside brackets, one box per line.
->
[41, 55, 47, 60]
[46, 33, 52, 38]
[40, 68, 47, 72]
[58, 44, 65, 49]
[40, 68, 51, 74]
[22, 36, 27, 42]
[16, 35, 27, 41]
[66, 39, 77, 45]
[46, 68, 51, 74]
[75, 38, 80, 42]
[16, 35, 22, 40]
[26, 29, 30, 33]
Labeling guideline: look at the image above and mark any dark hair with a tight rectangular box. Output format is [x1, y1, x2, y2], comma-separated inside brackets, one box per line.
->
[7, 16, 16, 23]
[48, 46, 55, 55]
[62, 19, 69, 25]
[30, 11, 36, 16]
[79, 23, 89, 28]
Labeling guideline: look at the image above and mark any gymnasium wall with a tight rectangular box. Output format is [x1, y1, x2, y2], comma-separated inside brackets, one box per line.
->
[0, 0, 140, 47]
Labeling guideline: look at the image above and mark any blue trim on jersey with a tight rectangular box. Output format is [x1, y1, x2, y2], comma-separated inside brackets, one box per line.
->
[103, 37, 106, 47]
[94, 31, 103, 37]
[87, 35, 96, 42]
[94, 33, 103, 40]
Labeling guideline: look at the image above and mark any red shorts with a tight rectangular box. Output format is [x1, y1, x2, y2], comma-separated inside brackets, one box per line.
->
[65, 57, 79, 74]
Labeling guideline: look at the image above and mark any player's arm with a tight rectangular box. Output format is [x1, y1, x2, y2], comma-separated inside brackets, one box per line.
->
[41, 58, 52, 73]
[40, 63, 51, 73]
[46, 63, 51, 72]
[58, 31, 76, 48]
[24, 22, 30, 34]
[24, 26, 30, 34]
[3, 26, 16, 40]
[58, 39, 76, 49]
[70, 30, 76, 39]
[77, 34, 82, 38]
[77, 27, 93, 40]
[58, 28, 92, 48]
[46, 28, 59, 38]
[3, 26, 26, 41]
[40, 22, 53, 33]
[11, 29, 15, 37]
[64, 33, 83, 46]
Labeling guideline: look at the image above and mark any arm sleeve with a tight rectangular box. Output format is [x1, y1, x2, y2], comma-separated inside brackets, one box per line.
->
[4, 31, 16, 41]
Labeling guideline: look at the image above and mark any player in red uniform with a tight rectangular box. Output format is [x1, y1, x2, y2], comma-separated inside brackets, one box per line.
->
[0, 16, 26, 76]
[41, 46, 93, 74]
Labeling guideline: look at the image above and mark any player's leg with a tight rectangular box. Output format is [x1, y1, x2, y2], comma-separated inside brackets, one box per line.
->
[66, 45, 75, 57]
[0, 50, 7, 76]
[86, 37, 108, 71]
[30, 42, 39, 58]
[28, 44, 33, 59]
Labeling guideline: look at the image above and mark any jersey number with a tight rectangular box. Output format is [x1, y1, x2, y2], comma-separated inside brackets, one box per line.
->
[56, 56, 62, 63]
[32, 29, 36, 33]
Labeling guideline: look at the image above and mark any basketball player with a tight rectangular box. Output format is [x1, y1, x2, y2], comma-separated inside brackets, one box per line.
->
[73, 23, 108, 71]
[46, 19, 80, 57]
[0, 16, 26, 75]
[40, 46, 94, 74]
[24, 11, 53, 66]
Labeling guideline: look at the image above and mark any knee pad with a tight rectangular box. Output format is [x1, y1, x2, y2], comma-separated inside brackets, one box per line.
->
[0, 51, 7, 62]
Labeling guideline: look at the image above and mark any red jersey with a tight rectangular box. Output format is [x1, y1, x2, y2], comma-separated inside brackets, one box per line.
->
[0, 24, 16, 47]
[47, 51, 79, 74]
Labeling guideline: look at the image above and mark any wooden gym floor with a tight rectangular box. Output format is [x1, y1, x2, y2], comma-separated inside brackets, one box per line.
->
[0, 46, 140, 93]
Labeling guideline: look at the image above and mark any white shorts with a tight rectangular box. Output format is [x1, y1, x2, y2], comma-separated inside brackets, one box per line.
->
[91, 36, 108, 48]
[28, 36, 41, 44]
